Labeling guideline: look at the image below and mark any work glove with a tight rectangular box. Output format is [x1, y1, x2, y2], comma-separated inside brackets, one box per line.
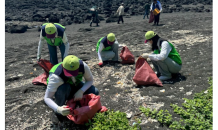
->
[74, 89, 84, 101]
[57, 105, 71, 116]
[141, 53, 150, 59]
[37, 55, 41, 62]
[98, 60, 103, 66]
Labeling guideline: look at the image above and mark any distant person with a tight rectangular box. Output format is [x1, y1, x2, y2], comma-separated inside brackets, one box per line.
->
[150, 0, 162, 26]
[117, 3, 124, 24]
[89, 6, 99, 27]
[44, 55, 99, 123]
[96, 33, 124, 66]
[37, 23, 69, 65]
[141, 31, 182, 81]
[143, 2, 150, 19]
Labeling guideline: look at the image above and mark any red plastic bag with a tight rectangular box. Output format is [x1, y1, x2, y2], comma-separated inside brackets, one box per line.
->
[133, 58, 163, 86]
[119, 46, 135, 64]
[149, 11, 154, 23]
[66, 94, 108, 124]
[32, 59, 54, 85]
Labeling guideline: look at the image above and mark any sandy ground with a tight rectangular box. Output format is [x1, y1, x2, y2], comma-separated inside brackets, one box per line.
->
[5, 12, 212, 130]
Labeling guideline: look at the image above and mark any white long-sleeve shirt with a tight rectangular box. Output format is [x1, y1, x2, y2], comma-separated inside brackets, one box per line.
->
[37, 30, 69, 59]
[44, 61, 93, 112]
[150, 1, 162, 12]
[117, 5, 124, 16]
[148, 41, 172, 61]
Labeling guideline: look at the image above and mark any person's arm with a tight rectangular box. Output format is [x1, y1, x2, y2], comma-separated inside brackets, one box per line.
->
[62, 32, 69, 58]
[98, 42, 104, 62]
[158, 2, 162, 12]
[80, 62, 94, 92]
[37, 30, 45, 60]
[44, 74, 64, 112]
[150, 3, 153, 11]
[148, 41, 172, 61]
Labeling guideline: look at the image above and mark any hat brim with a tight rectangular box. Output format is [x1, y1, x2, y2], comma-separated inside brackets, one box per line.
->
[46, 33, 56, 38]
[144, 40, 148, 43]
[107, 39, 115, 45]
[63, 68, 79, 77]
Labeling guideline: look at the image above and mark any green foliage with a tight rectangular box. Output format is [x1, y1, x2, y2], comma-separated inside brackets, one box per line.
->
[139, 78, 213, 130]
[86, 110, 141, 130]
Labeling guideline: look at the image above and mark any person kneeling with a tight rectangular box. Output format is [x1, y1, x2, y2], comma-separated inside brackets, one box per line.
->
[96, 33, 122, 66]
[44, 55, 99, 123]
[141, 31, 182, 81]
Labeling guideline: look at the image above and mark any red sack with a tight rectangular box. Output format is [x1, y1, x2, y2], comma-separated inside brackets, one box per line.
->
[119, 46, 135, 64]
[66, 94, 108, 124]
[149, 11, 154, 23]
[32, 59, 54, 85]
[133, 58, 163, 86]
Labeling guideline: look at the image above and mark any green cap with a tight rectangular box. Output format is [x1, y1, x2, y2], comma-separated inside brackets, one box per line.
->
[45, 23, 57, 35]
[107, 33, 115, 42]
[63, 55, 80, 77]
[145, 31, 156, 40]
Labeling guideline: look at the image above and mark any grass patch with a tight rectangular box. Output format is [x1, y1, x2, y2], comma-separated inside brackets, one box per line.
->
[86, 110, 141, 130]
[139, 77, 213, 130]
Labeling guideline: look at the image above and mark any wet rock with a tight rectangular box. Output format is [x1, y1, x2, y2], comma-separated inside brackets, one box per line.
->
[6, 25, 28, 33]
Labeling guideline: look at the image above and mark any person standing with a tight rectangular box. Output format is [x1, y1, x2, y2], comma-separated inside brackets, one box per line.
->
[150, 0, 162, 26]
[89, 6, 99, 27]
[37, 23, 70, 65]
[117, 3, 124, 24]
[143, 2, 150, 19]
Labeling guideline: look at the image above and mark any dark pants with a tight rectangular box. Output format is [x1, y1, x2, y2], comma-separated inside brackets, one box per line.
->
[55, 82, 99, 106]
[47, 43, 65, 65]
[143, 10, 149, 19]
[118, 15, 124, 24]
[90, 15, 99, 26]
[154, 13, 160, 25]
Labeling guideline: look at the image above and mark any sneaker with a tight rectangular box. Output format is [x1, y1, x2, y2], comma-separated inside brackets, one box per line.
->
[159, 75, 172, 81]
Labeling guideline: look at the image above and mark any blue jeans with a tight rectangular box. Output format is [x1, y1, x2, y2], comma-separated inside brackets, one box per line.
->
[143, 11, 149, 19]
[54, 82, 99, 106]
[47, 43, 65, 65]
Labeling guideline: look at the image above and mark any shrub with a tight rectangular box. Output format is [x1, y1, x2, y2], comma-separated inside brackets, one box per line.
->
[86, 110, 141, 130]
[139, 77, 213, 130]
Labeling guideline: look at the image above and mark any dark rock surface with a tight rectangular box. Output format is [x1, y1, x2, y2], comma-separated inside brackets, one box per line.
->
[5, 0, 212, 27]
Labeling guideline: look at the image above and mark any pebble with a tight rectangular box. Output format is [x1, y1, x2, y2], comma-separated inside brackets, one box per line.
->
[105, 89, 109, 91]
[18, 74, 23, 77]
[103, 83, 107, 86]
[204, 90, 208, 94]
[179, 87, 184, 90]
[126, 112, 132, 119]
[160, 89, 165, 92]
[185, 91, 192, 95]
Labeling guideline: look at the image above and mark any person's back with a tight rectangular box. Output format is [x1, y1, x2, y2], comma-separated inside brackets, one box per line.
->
[117, 5, 124, 16]
[145, 3, 150, 12]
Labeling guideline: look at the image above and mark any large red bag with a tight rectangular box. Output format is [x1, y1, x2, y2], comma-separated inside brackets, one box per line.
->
[133, 58, 163, 86]
[66, 94, 108, 124]
[32, 59, 54, 85]
[149, 11, 154, 23]
[119, 46, 135, 64]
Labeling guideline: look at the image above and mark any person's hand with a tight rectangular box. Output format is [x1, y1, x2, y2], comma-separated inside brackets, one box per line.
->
[37, 56, 41, 62]
[147, 57, 151, 62]
[57, 105, 71, 116]
[74, 89, 84, 101]
[141, 53, 150, 59]
[98, 60, 103, 66]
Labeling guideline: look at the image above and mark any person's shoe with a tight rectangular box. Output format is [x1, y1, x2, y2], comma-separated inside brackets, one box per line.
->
[159, 75, 172, 81]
